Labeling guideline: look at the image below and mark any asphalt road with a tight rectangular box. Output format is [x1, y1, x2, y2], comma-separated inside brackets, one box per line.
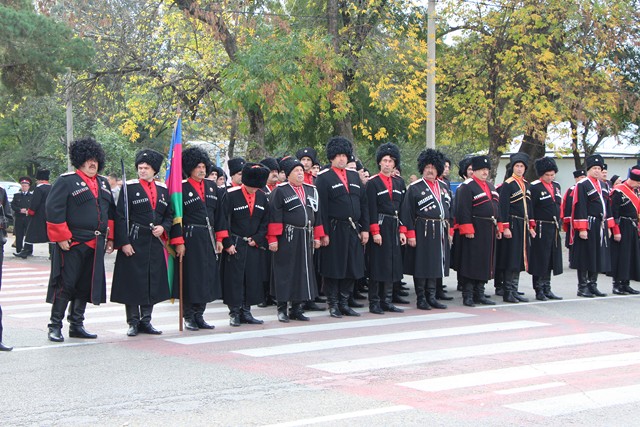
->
[2, 238, 640, 426]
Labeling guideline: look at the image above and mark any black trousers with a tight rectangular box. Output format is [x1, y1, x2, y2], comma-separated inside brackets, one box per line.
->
[13, 215, 29, 253]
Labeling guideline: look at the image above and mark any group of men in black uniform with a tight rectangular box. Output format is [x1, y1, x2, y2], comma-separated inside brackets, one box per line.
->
[2, 135, 637, 346]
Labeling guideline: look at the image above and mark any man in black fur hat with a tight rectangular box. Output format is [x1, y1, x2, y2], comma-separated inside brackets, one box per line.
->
[497, 152, 532, 303]
[561, 169, 586, 249]
[401, 148, 452, 311]
[11, 176, 33, 257]
[569, 154, 613, 298]
[111, 149, 181, 336]
[227, 157, 246, 187]
[528, 157, 563, 300]
[259, 157, 281, 195]
[455, 155, 501, 307]
[366, 143, 407, 314]
[20, 170, 53, 259]
[45, 137, 116, 342]
[219, 163, 270, 327]
[176, 147, 226, 330]
[268, 157, 325, 322]
[315, 136, 369, 318]
[296, 147, 318, 185]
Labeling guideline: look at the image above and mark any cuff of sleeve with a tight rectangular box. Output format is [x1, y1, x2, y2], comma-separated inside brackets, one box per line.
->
[607, 217, 615, 229]
[369, 223, 380, 235]
[27, 209, 35, 216]
[108, 220, 115, 240]
[47, 221, 72, 242]
[406, 230, 416, 239]
[215, 230, 229, 241]
[314, 225, 325, 239]
[267, 235, 278, 244]
[268, 223, 283, 237]
[398, 225, 407, 234]
[458, 223, 475, 235]
[613, 224, 621, 235]
[501, 222, 510, 229]
[449, 227, 455, 237]
[170, 237, 184, 245]
[573, 219, 588, 231]
[529, 220, 536, 229]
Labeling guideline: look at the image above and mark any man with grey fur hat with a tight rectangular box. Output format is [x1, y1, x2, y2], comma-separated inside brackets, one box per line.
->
[45, 137, 116, 342]
[111, 149, 181, 336]
[315, 136, 369, 318]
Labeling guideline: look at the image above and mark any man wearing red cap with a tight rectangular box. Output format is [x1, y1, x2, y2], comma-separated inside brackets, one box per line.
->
[11, 176, 33, 257]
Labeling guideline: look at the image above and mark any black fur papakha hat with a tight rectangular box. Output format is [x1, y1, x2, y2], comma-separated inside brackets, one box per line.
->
[418, 149, 445, 176]
[69, 137, 106, 172]
[182, 146, 211, 177]
[471, 155, 492, 171]
[534, 157, 558, 177]
[241, 163, 270, 188]
[260, 157, 280, 172]
[135, 149, 164, 174]
[376, 142, 401, 168]
[326, 136, 353, 161]
[295, 147, 318, 164]
[458, 156, 473, 179]
[586, 154, 605, 171]
[36, 170, 50, 181]
[509, 152, 530, 170]
[228, 157, 246, 176]
[280, 156, 303, 177]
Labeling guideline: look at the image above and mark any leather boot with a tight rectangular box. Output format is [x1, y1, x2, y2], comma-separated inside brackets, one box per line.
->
[511, 273, 529, 302]
[414, 279, 431, 310]
[368, 281, 384, 314]
[277, 302, 290, 323]
[68, 300, 97, 339]
[353, 290, 368, 300]
[494, 269, 505, 296]
[543, 278, 562, 300]
[462, 281, 475, 307]
[612, 280, 627, 295]
[380, 282, 404, 313]
[503, 271, 519, 303]
[303, 300, 326, 311]
[324, 279, 342, 318]
[533, 276, 548, 301]
[47, 297, 68, 342]
[622, 281, 640, 295]
[348, 292, 364, 308]
[138, 304, 162, 334]
[0, 342, 13, 351]
[339, 291, 361, 316]
[474, 282, 495, 305]
[577, 270, 594, 297]
[436, 278, 453, 300]
[125, 305, 140, 336]
[229, 306, 242, 327]
[289, 302, 310, 321]
[194, 304, 215, 329]
[240, 305, 264, 324]
[426, 279, 447, 309]
[588, 272, 607, 297]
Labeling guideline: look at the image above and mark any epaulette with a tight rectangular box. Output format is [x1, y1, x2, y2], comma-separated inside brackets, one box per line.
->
[126, 179, 138, 185]
[155, 182, 167, 188]
[369, 173, 380, 180]
[463, 178, 473, 184]
[577, 177, 589, 185]
[531, 179, 541, 185]
[302, 182, 317, 188]
[61, 171, 75, 176]
[505, 177, 515, 184]
[227, 186, 242, 192]
[277, 182, 289, 187]
[317, 168, 330, 176]
[408, 179, 423, 187]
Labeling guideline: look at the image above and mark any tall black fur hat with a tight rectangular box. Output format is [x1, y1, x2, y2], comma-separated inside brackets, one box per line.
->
[509, 152, 530, 170]
[376, 142, 401, 168]
[182, 146, 211, 177]
[69, 137, 106, 172]
[326, 136, 353, 161]
[35, 170, 50, 181]
[586, 154, 604, 171]
[295, 147, 318, 164]
[280, 156, 303, 177]
[241, 163, 270, 188]
[260, 157, 280, 172]
[206, 160, 216, 177]
[534, 157, 558, 176]
[135, 149, 164, 174]
[417, 149, 445, 175]
[458, 156, 473, 179]
[228, 157, 246, 176]
[471, 155, 492, 171]
[573, 169, 586, 178]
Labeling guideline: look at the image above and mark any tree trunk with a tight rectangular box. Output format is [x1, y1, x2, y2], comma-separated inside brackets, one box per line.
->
[228, 110, 238, 159]
[570, 119, 583, 170]
[247, 105, 266, 160]
[520, 123, 548, 182]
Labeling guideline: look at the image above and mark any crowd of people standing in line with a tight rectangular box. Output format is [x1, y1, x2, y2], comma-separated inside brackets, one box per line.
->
[0, 135, 639, 352]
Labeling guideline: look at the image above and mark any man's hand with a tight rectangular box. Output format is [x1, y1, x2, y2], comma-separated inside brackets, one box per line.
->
[58, 240, 71, 251]
[215, 241, 224, 254]
[529, 228, 537, 239]
[360, 231, 369, 245]
[269, 242, 278, 252]
[579, 230, 588, 240]
[373, 234, 382, 246]
[226, 244, 237, 255]
[503, 228, 512, 239]
[408, 237, 417, 247]
[175, 244, 186, 259]
[465, 234, 474, 239]
[122, 244, 135, 256]
[399, 233, 407, 245]
[320, 236, 330, 246]
[313, 240, 321, 249]
[152, 225, 164, 238]
[614, 233, 622, 242]
[105, 240, 114, 254]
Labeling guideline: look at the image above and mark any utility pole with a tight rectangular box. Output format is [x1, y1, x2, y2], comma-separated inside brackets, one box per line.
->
[65, 70, 74, 172]
[426, 0, 436, 149]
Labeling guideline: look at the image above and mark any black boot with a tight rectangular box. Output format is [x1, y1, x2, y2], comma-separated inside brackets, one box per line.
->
[543, 278, 562, 300]
[193, 303, 215, 329]
[289, 302, 310, 321]
[414, 279, 431, 310]
[47, 297, 68, 342]
[474, 281, 495, 305]
[380, 282, 404, 313]
[138, 304, 162, 334]
[183, 304, 199, 331]
[324, 279, 342, 318]
[303, 300, 326, 311]
[339, 291, 361, 316]
[588, 272, 607, 297]
[0, 342, 12, 351]
[368, 281, 384, 314]
[577, 270, 594, 297]
[426, 279, 447, 309]
[612, 280, 627, 295]
[240, 305, 264, 325]
[348, 292, 365, 308]
[277, 302, 290, 322]
[125, 305, 140, 336]
[462, 281, 475, 307]
[229, 306, 242, 327]
[503, 271, 519, 303]
[68, 300, 97, 339]
[533, 276, 548, 301]
[494, 269, 505, 296]
[511, 272, 529, 302]
[435, 278, 453, 300]
[622, 280, 640, 295]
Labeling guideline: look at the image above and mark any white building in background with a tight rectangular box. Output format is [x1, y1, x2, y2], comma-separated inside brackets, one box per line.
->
[496, 123, 639, 191]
